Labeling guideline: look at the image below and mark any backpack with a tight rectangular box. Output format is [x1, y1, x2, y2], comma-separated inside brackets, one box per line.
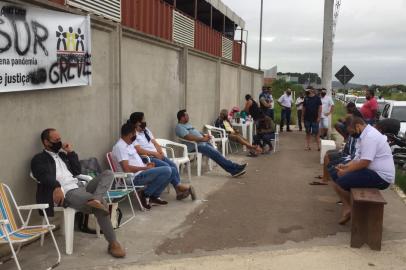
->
[75, 203, 123, 234]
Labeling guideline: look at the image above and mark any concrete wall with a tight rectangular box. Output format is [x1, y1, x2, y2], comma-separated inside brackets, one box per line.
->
[0, 1, 263, 205]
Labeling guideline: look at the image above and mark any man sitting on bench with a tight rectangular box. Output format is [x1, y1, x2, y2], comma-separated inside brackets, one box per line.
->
[329, 116, 395, 225]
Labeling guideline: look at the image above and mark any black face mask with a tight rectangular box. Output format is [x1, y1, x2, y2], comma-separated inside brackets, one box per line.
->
[366, 96, 371, 100]
[140, 122, 147, 130]
[321, 93, 326, 97]
[50, 141, 62, 153]
[351, 132, 361, 139]
[130, 135, 137, 142]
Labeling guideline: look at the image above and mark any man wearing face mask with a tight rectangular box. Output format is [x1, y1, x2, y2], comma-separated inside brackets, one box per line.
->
[129, 112, 195, 201]
[31, 128, 126, 258]
[112, 122, 172, 210]
[277, 89, 293, 132]
[360, 88, 378, 125]
[330, 116, 395, 225]
[319, 88, 335, 139]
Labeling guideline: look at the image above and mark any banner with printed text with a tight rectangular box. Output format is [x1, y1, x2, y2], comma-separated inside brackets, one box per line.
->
[0, 3, 92, 93]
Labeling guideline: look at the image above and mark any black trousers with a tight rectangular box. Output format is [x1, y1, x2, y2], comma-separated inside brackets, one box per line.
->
[297, 110, 303, 131]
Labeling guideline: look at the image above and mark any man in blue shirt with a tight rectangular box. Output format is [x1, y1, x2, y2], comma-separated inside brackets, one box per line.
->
[176, 110, 247, 177]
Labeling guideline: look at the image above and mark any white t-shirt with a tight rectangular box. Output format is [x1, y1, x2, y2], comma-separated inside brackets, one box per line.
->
[321, 96, 334, 118]
[133, 128, 156, 152]
[295, 97, 304, 110]
[112, 138, 146, 176]
[354, 125, 395, 183]
[278, 93, 293, 108]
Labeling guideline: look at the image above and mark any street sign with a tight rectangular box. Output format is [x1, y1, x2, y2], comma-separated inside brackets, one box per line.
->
[335, 65, 354, 86]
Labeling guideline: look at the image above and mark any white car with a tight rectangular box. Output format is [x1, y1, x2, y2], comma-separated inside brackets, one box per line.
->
[344, 94, 357, 103]
[380, 101, 406, 136]
[354, 96, 366, 109]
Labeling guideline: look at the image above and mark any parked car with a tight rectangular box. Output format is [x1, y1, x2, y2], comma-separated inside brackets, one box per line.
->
[345, 95, 357, 104]
[380, 101, 406, 137]
[354, 96, 366, 109]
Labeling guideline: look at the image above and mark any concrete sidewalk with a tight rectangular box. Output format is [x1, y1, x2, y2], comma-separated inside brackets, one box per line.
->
[2, 131, 406, 270]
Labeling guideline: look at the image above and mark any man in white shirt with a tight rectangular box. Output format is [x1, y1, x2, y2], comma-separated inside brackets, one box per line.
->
[277, 89, 293, 132]
[129, 112, 195, 201]
[112, 122, 172, 210]
[319, 88, 335, 139]
[331, 116, 394, 225]
[295, 92, 305, 131]
[31, 128, 125, 258]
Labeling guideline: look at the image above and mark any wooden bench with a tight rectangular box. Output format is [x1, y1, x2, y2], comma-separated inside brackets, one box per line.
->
[350, 188, 387, 251]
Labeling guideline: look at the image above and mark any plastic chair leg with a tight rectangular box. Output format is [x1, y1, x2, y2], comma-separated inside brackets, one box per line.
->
[221, 140, 226, 156]
[40, 218, 46, 246]
[197, 154, 202, 176]
[63, 208, 76, 255]
[187, 161, 192, 183]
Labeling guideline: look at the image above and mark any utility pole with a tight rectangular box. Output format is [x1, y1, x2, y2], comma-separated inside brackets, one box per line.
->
[321, 0, 334, 96]
[258, 0, 263, 70]
[322, 0, 335, 134]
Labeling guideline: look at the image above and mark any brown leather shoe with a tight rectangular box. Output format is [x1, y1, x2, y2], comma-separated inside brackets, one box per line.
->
[108, 241, 126, 258]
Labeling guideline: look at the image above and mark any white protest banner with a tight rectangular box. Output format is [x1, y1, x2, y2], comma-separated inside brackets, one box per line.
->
[0, 2, 92, 92]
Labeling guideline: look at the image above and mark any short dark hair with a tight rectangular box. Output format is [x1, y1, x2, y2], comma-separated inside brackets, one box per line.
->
[245, 94, 252, 101]
[177, 109, 187, 121]
[347, 102, 356, 109]
[41, 128, 56, 143]
[121, 121, 135, 136]
[306, 86, 314, 90]
[345, 116, 365, 129]
[367, 89, 375, 97]
[129, 112, 144, 124]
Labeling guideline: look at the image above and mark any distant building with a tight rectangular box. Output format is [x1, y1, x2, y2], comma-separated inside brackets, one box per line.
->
[277, 74, 299, 83]
[264, 66, 277, 85]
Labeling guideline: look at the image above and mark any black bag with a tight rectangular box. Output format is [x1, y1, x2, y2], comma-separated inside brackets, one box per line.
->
[75, 204, 123, 234]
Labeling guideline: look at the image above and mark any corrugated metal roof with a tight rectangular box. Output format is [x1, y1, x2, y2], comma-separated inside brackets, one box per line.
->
[204, 0, 245, 28]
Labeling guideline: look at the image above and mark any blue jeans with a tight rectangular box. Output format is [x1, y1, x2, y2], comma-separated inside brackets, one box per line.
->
[196, 143, 242, 175]
[150, 157, 180, 188]
[333, 168, 390, 191]
[131, 167, 172, 198]
[280, 108, 291, 130]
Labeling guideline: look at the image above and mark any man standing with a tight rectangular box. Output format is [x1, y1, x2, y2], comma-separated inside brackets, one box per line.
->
[295, 92, 305, 131]
[360, 89, 378, 125]
[129, 112, 195, 201]
[302, 87, 322, 151]
[277, 89, 293, 132]
[176, 110, 247, 177]
[31, 129, 126, 258]
[259, 86, 274, 120]
[319, 88, 335, 139]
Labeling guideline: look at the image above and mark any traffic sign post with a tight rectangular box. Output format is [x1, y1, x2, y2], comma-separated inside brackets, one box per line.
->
[335, 65, 354, 86]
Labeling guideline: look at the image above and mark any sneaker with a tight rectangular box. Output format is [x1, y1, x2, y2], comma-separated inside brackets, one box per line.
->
[137, 190, 151, 210]
[231, 168, 246, 178]
[150, 197, 168, 206]
[239, 163, 248, 170]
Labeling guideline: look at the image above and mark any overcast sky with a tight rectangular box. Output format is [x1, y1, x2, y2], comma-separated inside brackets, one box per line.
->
[222, 0, 406, 85]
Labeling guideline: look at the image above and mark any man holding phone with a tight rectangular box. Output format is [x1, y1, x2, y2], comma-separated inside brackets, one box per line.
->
[31, 128, 126, 258]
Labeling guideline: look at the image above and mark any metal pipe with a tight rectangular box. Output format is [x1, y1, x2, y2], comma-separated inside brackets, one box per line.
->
[258, 0, 263, 70]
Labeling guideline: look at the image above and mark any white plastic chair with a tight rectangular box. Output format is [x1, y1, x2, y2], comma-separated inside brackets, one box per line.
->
[155, 138, 192, 182]
[178, 138, 213, 177]
[270, 125, 280, 153]
[0, 183, 61, 270]
[30, 172, 89, 255]
[205, 125, 229, 156]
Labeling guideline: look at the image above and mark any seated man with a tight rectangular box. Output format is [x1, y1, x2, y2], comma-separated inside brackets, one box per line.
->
[214, 109, 261, 154]
[129, 112, 195, 201]
[252, 113, 276, 156]
[31, 128, 125, 258]
[334, 102, 363, 139]
[330, 116, 395, 225]
[176, 110, 247, 177]
[112, 122, 172, 210]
